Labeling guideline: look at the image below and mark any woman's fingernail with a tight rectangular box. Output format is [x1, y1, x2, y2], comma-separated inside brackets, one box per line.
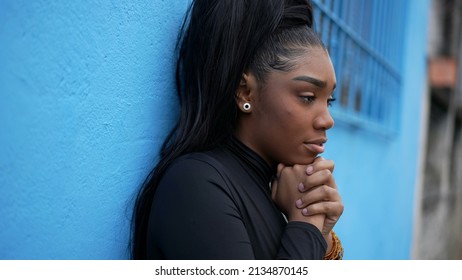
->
[298, 183, 304, 191]
[306, 165, 314, 175]
[302, 208, 309, 215]
[296, 199, 303, 207]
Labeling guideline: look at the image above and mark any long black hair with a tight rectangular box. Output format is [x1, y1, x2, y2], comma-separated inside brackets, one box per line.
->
[132, 0, 325, 259]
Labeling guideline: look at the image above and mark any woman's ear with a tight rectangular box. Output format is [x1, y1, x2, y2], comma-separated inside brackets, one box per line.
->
[236, 72, 258, 113]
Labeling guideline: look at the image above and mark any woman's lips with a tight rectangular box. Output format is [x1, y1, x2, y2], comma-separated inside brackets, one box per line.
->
[304, 142, 325, 154]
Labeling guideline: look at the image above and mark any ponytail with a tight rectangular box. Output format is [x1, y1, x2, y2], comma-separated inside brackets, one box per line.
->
[132, 0, 324, 259]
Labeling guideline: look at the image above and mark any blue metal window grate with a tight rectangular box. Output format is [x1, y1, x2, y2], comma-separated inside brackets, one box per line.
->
[312, 0, 408, 134]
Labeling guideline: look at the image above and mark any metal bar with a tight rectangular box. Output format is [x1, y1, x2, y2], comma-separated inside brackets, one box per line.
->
[361, 52, 373, 119]
[335, 19, 347, 109]
[312, 0, 406, 132]
[347, 40, 359, 112]
[322, 9, 330, 43]
[314, 1, 402, 82]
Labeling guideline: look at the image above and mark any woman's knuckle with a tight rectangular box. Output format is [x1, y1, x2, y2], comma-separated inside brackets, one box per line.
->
[307, 204, 316, 213]
[293, 164, 305, 173]
[318, 169, 330, 178]
[320, 185, 329, 196]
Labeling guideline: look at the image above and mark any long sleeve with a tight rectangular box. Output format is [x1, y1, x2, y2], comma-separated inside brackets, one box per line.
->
[146, 152, 327, 259]
[147, 157, 255, 259]
[278, 222, 327, 259]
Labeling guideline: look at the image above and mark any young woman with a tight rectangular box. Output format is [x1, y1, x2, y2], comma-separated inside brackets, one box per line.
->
[132, 0, 344, 259]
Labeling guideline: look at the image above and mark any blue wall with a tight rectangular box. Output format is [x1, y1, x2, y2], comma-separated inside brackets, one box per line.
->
[323, 0, 430, 259]
[0, 0, 188, 259]
[0, 0, 429, 259]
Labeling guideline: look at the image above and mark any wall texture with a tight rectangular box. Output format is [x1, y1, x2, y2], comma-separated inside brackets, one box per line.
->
[0, 0, 188, 259]
[321, 0, 430, 259]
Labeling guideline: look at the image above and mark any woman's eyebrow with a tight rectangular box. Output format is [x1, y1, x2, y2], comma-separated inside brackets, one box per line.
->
[292, 75, 327, 88]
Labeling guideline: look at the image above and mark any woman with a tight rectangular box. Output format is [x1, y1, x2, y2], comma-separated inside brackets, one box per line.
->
[132, 0, 344, 259]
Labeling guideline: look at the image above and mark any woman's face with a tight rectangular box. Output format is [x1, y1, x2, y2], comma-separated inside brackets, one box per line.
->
[238, 47, 336, 166]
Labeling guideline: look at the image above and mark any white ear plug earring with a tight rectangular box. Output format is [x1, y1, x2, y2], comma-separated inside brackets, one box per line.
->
[243, 103, 251, 111]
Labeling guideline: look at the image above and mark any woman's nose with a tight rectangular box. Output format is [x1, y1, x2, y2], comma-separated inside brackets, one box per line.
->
[313, 108, 334, 130]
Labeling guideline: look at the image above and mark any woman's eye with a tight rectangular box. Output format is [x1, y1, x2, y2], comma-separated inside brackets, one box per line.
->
[327, 97, 336, 107]
[300, 95, 315, 104]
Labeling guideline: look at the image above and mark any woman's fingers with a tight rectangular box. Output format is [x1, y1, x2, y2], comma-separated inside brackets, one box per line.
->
[299, 168, 337, 192]
[297, 157, 336, 192]
[300, 200, 344, 218]
[291, 158, 343, 236]
[306, 157, 334, 175]
[295, 184, 341, 209]
[276, 163, 285, 178]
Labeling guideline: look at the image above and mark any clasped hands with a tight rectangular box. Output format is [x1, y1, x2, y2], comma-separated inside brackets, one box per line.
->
[271, 157, 344, 237]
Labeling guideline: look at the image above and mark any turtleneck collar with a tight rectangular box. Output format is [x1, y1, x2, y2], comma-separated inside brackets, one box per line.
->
[225, 136, 275, 187]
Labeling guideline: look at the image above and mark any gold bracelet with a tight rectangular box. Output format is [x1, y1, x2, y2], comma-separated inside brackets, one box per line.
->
[323, 230, 344, 260]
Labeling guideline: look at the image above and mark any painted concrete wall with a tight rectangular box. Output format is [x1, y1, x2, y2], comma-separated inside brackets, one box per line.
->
[324, 0, 430, 259]
[0, 0, 429, 259]
[0, 0, 188, 259]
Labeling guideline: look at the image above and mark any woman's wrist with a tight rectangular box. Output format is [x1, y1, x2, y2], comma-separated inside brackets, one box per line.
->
[324, 231, 333, 254]
[288, 212, 325, 232]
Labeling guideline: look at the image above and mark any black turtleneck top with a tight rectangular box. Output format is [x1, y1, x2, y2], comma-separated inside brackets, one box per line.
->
[146, 137, 327, 259]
